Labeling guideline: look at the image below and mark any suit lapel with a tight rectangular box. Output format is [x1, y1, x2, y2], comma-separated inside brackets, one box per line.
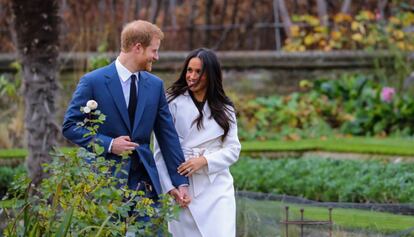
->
[132, 72, 149, 133]
[105, 63, 132, 132]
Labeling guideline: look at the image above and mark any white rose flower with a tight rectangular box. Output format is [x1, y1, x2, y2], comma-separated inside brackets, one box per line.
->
[83, 106, 91, 114]
[86, 100, 98, 110]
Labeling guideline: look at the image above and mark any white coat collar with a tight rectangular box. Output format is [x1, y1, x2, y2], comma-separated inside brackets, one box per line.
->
[177, 91, 224, 148]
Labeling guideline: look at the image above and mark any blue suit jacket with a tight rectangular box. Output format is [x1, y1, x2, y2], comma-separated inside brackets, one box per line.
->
[62, 62, 188, 194]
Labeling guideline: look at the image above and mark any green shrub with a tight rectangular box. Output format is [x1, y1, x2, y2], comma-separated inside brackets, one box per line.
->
[0, 165, 26, 198]
[2, 102, 178, 236]
[235, 74, 414, 141]
[232, 157, 414, 203]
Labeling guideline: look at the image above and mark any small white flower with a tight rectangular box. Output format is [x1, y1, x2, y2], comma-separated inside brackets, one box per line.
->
[86, 100, 98, 110]
[393, 158, 402, 164]
[83, 106, 91, 114]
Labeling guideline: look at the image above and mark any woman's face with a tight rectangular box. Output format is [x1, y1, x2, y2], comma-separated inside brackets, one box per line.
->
[186, 57, 208, 98]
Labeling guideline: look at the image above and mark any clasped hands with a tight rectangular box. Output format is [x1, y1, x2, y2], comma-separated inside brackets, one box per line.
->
[170, 156, 207, 207]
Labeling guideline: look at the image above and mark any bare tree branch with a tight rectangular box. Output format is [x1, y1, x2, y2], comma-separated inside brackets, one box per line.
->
[123, 0, 131, 25]
[150, 0, 162, 23]
[135, 0, 141, 18]
[276, 0, 292, 37]
[169, 0, 178, 30]
[377, 0, 388, 20]
[340, 0, 352, 14]
[187, 0, 197, 50]
[273, 0, 281, 50]
[204, 0, 214, 47]
[317, 0, 328, 26]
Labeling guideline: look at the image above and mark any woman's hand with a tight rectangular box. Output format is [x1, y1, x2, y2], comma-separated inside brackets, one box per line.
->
[178, 156, 208, 177]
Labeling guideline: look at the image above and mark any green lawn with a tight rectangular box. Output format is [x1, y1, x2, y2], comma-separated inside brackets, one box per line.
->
[237, 197, 414, 235]
[242, 137, 414, 156]
[1, 137, 414, 160]
[0, 147, 77, 160]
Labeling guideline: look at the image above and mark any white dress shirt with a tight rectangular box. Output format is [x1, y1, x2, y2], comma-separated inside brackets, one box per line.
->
[108, 58, 139, 152]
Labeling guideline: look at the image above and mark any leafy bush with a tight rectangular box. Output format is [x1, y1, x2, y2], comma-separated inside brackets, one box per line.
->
[1, 102, 177, 236]
[235, 74, 414, 140]
[231, 157, 414, 203]
[234, 92, 339, 141]
[284, 10, 414, 51]
[0, 165, 26, 198]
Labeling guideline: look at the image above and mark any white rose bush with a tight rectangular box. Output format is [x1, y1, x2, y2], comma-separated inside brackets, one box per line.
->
[2, 101, 178, 236]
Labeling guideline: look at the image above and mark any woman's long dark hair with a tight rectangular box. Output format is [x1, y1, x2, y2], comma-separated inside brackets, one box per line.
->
[166, 48, 234, 141]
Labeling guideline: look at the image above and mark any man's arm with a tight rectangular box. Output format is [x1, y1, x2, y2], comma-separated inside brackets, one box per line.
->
[153, 84, 189, 187]
[62, 76, 112, 154]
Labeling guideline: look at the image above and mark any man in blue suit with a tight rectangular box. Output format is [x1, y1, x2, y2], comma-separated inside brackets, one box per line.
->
[62, 20, 189, 205]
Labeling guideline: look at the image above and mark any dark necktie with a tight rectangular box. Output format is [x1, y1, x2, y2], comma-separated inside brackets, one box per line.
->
[128, 74, 137, 128]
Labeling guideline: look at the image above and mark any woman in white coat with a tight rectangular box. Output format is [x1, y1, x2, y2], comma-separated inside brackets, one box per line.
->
[154, 48, 241, 237]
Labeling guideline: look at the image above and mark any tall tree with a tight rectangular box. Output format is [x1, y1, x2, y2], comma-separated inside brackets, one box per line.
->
[11, 0, 60, 185]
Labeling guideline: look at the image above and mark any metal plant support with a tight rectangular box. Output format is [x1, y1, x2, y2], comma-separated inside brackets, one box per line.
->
[280, 206, 333, 237]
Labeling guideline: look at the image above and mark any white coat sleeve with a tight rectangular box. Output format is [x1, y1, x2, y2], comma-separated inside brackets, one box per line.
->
[154, 102, 177, 194]
[204, 111, 241, 174]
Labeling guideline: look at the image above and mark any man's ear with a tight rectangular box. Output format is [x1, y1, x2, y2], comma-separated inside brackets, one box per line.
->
[134, 42, 143, 53]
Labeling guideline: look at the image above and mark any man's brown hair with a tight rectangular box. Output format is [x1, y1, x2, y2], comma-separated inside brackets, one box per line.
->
[121, 20, 164, 52]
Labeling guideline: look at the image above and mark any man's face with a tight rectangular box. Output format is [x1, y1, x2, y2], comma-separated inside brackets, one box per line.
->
[136, 37, 160, 71]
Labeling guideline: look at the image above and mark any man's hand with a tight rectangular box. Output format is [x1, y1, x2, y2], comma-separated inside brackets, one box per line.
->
[111, 136, 139, 155]
[178, 156, 207, 177]
[169, 187, 191, 208]
[178, 186, 191, 207]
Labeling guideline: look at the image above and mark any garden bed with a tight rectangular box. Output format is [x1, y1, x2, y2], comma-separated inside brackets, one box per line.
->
[232, 156, 414, 203]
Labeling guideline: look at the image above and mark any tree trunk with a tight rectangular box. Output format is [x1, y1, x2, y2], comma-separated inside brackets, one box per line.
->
[11, 0, 60, 185]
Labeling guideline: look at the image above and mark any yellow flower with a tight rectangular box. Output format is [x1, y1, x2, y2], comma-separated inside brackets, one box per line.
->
[314, 26, 327, 33]
[393, 30, 405, 40]
[108, 203, 115, 213]
[299, 45, 306, 52]
[290, 25, 300, 37]
[351, 21, 359, 31]
[389, 17, 401, 25]
[397, 42, 406, 50]
[304, 35, 315, 45]
[360, 10, 375, 20]
[299, 80, 312, 89]
[352, 33, 363, 42]
[331, 31, 342, 40]
[140, 197, 154, 206]
[305, 15, 320, 27]
[334, 13, 352, 23]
